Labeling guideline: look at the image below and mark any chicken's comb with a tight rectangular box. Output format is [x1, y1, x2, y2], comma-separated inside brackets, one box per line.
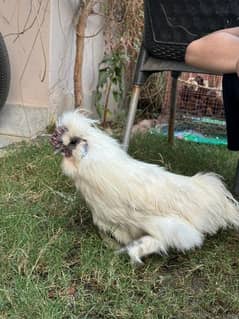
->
[50, 126, 68, 149]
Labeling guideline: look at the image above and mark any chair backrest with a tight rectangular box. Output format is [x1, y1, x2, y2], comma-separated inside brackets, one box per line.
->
[144, 0, 239, 61]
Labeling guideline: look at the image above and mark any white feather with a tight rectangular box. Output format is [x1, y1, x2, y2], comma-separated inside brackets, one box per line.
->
[57, 111, 239, 263]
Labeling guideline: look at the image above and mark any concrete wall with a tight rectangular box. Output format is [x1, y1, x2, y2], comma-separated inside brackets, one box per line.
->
[0, 0, 104, 146]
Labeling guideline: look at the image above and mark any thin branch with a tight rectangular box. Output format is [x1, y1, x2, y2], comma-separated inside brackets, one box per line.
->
[14, 0, 33, 42]
[32, 0, 47, 82]
[0, 12, 10, 24]
[19, 0, 49, 83]
[4, 0, 44, 41]
[76, 25, 104, 39]
[102, 79, 112, 127]
[74, 0, 96, 107]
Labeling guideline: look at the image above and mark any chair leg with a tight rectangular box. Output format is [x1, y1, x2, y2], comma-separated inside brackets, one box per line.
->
[233, 159, 239, 196]
[122, 85, 141, 151]
[168, 71, 181, 145]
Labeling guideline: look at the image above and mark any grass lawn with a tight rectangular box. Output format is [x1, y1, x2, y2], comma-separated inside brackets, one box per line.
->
[1, 134, 239, 319]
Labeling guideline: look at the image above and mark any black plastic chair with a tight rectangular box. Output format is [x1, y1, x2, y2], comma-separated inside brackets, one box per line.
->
[122, 0, 239, 192]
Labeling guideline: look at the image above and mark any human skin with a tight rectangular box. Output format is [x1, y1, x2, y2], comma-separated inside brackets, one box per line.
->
[185, 27, 239, 76]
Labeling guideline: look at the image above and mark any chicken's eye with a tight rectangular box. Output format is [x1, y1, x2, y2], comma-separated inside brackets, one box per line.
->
[69, 137, 81, 146]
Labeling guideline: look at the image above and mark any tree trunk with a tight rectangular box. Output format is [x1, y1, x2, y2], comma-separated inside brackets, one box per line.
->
[74, 1, 93, 108]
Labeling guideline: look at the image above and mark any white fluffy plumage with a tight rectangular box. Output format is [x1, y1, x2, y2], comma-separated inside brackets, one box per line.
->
[53, 110, 239, 264]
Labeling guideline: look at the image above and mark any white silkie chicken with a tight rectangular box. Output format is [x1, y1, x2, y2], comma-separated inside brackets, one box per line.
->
[51, 111, 239, 264]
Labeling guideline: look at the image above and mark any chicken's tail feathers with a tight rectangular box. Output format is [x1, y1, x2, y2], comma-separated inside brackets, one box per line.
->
[195, 172, 239, 228]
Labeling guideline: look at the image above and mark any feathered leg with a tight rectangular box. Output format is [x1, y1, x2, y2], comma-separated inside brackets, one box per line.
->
[118, 215, 205, 264]
[118, 235, 167, 264]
